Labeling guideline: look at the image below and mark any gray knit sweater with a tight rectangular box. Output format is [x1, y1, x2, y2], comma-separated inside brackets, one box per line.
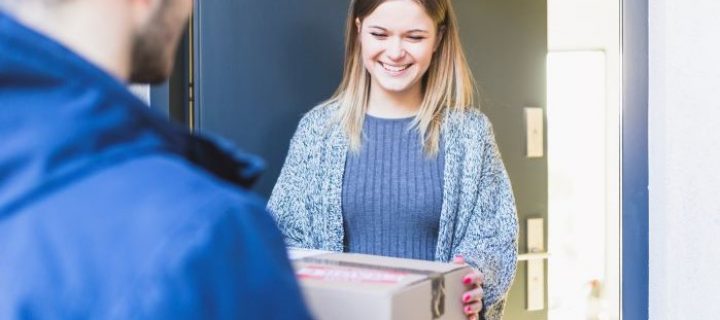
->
[268, 103, 518, 320]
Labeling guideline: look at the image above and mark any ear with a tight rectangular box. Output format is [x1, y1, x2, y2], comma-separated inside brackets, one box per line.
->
[434, 25, 446, 52]
[355, 18, 362, 34]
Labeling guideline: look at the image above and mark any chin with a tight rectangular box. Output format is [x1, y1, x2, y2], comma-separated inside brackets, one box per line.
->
[375, 80, 416, 93]
[385, 86, 413, 93]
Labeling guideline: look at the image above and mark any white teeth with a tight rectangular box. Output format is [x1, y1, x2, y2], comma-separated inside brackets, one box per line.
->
[381, 62, 411, 73]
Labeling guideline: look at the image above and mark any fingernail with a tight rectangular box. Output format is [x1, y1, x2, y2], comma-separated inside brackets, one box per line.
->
[469, 316, 477, 320]
[465, 305, 473, 314]
[463, 276, 473, 285]
[454, 255, 465, 263]
[463, 293, 472, 303]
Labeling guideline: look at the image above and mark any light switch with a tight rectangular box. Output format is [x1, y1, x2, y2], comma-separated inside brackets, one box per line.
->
[527, 218, 544, 253]
[527, 259, 545, 311]
[524, 107, 544, 158]
[526, 218, 545, 311]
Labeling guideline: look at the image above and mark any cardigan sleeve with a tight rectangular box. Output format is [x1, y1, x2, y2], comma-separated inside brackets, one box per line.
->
[267, 113, 316, 249]
[452, 118, 519, 320]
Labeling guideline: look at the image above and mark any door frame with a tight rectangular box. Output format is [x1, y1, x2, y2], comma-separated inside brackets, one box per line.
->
[620, 0, 649, 319]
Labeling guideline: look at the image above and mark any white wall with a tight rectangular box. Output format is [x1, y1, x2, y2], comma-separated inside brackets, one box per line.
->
[649, 0, 720, 318]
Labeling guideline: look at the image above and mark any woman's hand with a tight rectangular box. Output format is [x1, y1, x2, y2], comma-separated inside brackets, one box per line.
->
[454, 256, 484, 320]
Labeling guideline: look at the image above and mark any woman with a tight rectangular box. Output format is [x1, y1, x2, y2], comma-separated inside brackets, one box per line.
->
[268, 0, 518, 319]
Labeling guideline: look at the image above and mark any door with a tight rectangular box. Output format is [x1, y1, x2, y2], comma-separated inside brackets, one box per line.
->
[192, 0, 348, 196]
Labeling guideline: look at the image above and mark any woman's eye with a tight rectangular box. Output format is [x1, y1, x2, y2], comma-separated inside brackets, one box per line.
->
[370, 32, 388, 38]
[408, 36, 426, 41]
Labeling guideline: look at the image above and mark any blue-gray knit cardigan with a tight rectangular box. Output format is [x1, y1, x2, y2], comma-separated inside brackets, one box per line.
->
[268, 103, 518, 320]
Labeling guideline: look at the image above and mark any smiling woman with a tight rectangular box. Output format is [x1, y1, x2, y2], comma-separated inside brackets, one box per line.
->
[267, 1, 519, 320]
[331, 0, 475, 155]
[357, 1, 442, 117]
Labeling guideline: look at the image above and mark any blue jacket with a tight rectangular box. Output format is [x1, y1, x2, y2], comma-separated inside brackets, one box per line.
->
[0, 12, 312, 319]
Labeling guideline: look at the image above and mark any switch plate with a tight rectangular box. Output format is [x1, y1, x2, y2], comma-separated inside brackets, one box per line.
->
[527, 259, 545, 311]
[524, 107, 544, 158]
[526, 218, 545, 311]
[527, 218, 544, 252]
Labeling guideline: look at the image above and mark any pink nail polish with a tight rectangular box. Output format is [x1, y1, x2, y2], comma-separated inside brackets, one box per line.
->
[469, 316, 477, 320]
[463, 276, 472, 285]
[465, 306, 473, 313]
[463, 293, 472, 302]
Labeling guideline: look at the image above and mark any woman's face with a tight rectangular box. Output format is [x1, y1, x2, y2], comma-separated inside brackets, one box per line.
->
[358, 0, 440, 98]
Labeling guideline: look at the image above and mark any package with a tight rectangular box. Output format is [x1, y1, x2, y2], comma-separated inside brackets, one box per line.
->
[288, 248, 472, 320]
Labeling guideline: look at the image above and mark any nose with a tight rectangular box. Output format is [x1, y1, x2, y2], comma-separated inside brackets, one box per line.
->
[385, 37, 406, 61]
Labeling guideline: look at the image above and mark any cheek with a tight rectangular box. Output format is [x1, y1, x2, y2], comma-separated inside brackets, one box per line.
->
[361, 43, 383, 63]
[408, 44, 436, 65]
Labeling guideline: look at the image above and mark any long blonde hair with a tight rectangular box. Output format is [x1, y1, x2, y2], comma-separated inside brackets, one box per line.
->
[322, 0, 477, 155]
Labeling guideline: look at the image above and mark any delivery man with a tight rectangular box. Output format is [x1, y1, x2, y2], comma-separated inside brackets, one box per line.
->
[0, 0, 311, 318]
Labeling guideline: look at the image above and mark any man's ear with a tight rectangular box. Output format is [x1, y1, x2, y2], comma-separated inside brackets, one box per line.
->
[434, 25, 446, 52]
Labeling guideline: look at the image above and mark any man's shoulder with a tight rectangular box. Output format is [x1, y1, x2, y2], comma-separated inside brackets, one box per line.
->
[0, 153, 302, 319]
[19, 152, 270, 239]
[92, 153, 267, 214]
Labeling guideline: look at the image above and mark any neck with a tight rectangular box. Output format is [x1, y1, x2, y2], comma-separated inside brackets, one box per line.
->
[366, 80, 423, 119]
[4, 1, 133, 81]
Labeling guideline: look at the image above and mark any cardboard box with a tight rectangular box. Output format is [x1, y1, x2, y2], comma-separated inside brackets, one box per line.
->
[288, 248, 472, 320]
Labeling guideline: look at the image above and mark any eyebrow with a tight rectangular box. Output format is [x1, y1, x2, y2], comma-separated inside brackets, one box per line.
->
[367, 25, 430, 34]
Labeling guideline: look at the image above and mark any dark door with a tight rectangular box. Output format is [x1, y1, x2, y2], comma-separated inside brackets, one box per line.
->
[192, 0, 349, 196]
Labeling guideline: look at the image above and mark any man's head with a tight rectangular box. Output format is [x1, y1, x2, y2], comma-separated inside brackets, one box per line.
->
[0, 0, 193, 84]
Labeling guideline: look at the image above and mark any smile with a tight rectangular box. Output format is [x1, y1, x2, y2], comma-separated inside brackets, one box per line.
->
[379, 62, 412, 73]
